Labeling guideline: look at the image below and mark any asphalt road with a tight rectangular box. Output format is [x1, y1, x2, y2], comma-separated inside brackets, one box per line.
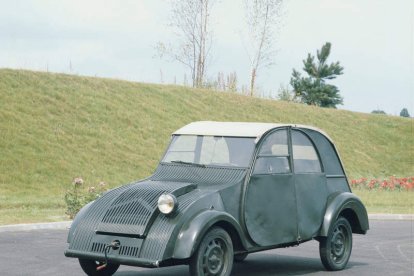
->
[0, 220, 412, 276]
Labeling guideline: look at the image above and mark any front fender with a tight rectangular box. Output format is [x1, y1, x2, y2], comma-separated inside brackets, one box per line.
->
[67, 201, 93, 243]
[319, 192, 369, 236]
[172, 210, 246, 259]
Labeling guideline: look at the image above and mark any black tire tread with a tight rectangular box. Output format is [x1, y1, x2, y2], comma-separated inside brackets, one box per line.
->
[189, 227, 234, 276]
[319, 216, 353, 271]
[78, 259, 120, 276]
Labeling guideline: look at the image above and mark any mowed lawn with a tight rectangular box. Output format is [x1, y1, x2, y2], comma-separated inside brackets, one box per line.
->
[0, 69, 413, 224]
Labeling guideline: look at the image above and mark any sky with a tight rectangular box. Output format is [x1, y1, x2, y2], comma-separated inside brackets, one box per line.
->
[0, 0, 413, 115]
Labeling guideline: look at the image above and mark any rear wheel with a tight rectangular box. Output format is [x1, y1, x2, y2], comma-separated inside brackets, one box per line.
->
[78, 259, 120, 276]
[319, 217, 353, 271]
[189, 227, 234, 276]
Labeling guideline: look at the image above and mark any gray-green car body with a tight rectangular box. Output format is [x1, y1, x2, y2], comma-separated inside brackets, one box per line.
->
[65, 121, 369, 273]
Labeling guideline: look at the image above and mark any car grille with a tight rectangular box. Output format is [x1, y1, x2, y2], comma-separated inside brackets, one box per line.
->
[91, 242, 140, 257]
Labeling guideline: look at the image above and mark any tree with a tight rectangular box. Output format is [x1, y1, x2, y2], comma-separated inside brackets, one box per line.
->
[217, 72, 238, 92]
[157, 0, 215, 88]
[244, 0, 284, 96]
[277, 84, 297, 102]
[371, 110, 386, 114]
[400, 108, 410, 117]
[204, 72, 238, 92]
[290, 42, 344, 108]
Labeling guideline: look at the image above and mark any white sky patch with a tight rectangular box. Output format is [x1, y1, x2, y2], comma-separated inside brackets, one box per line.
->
[34, 0, 151, 32]
[0, 0, 412, 115]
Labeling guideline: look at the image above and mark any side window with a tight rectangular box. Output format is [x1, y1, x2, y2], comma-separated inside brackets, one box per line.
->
[292, 130, 321, 173]
[253, 130, 290, 174]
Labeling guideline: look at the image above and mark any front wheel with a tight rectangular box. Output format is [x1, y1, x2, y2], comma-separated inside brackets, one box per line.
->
[189, 227, 234, 276]
[319, 216, 353, 271]
[78, 259, 120, 276]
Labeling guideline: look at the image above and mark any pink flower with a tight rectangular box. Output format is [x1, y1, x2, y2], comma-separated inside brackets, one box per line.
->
[73, 177, 84, 186]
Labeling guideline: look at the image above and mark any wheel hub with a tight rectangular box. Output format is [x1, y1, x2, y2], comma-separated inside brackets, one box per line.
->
[331, 227, 347, 262]
[203, 239, 225, 275]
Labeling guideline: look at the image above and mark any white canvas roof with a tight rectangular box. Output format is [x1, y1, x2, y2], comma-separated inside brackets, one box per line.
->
[173, 121, 332, 141]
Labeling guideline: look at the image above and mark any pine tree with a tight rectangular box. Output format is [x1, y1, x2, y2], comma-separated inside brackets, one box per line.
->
[400, 108, 410, 118]
[290, 42, 344, 108]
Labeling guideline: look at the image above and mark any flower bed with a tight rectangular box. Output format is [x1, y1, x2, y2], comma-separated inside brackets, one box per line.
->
[350, 176, 414, 191]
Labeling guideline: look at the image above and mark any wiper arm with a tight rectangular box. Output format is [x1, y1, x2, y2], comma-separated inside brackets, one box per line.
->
[170, 160, 206, 168]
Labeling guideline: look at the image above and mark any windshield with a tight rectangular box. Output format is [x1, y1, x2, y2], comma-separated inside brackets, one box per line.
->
[162, 135, 256, 167]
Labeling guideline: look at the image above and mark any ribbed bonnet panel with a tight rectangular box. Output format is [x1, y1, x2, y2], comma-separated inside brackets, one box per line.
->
[69, 183, 132, 252]
[69, 180, 195, 252]
[140, 189, 206, 260]
[97, 181, 194, 236]
[69, 166, 247, 261]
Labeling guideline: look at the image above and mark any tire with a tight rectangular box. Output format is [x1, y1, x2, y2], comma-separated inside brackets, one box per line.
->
[189, 227, 234, 276]
[78, 259, 120, 276]
[234, 253, 248, 262]
[319, 216, 353, 271]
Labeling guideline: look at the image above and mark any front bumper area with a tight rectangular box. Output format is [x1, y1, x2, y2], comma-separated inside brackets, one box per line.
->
[64, 249, 160, 268]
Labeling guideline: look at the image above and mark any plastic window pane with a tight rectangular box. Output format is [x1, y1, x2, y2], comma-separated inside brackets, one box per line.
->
[163, 136, 196, 162]
[292, 131, 321, 173]
[259, 130, 288, 156]
[199, 136, 230, 164]
[254, 130, 290, 174]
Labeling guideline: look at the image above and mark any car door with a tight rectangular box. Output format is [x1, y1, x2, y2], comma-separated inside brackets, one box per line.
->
[291, 129, 327, 241]
[244, 128, 298, 246]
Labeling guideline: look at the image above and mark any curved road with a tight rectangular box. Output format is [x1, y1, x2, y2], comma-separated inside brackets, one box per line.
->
[0, 220, 412, 275]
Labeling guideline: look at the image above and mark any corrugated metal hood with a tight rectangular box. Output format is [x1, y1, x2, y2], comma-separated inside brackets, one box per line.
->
[95, 180, 196, 237]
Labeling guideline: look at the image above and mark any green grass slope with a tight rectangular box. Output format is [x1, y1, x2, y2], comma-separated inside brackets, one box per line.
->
[1, 69, 413, 224]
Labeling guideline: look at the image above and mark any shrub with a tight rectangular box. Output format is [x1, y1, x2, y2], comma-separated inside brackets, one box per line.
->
[64, 177, 107, 219]
[371, 110, 386, 114]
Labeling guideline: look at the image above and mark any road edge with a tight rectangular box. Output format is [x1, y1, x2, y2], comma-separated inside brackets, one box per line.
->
[0, 221, 72, 232]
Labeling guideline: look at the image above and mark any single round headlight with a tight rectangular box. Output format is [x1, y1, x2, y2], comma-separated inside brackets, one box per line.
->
[157, 193, 178, 215]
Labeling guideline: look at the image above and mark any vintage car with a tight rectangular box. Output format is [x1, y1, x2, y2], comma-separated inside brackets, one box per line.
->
[65, 121, 369, 276]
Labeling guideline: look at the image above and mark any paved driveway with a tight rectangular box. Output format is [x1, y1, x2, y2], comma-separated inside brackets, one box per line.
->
[0, 220, 412, 275]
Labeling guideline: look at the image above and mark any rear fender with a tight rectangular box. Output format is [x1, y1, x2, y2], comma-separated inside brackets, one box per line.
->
[319, 192, 369, 236]
[172, 210, 247, 259]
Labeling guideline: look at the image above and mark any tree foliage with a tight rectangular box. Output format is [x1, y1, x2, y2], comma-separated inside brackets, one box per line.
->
[371, 110, 386, 114]
[290, 42, 344, 108]
[400, 108, 410, 118]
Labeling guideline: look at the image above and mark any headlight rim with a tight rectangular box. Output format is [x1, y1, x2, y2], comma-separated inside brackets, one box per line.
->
[157, 193, 178, 215]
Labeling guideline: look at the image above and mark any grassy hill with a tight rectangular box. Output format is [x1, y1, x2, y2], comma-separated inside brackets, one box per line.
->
[0, 69, 413, 224]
